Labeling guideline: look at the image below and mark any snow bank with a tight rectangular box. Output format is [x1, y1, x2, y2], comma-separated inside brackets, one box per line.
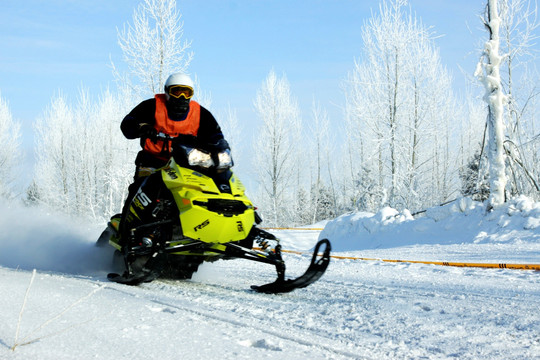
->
[320, 196, 540, 251]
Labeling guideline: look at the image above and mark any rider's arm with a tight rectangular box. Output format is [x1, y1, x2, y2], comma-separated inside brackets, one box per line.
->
[121, 99, 156, 139]
[197, 106, 226, 146]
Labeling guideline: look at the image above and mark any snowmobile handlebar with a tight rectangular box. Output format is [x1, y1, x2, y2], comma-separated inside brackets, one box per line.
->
[155, 132, 195, 146]
[156, 132, 228, 153]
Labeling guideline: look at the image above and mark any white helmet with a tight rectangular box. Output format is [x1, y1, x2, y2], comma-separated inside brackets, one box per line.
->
[165, 73, 194, 92]
[164, 73, 194, 116]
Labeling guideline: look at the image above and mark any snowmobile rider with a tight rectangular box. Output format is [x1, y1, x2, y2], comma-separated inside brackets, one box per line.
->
[121, 72, 229, 173]
[119, 72, 230, 240]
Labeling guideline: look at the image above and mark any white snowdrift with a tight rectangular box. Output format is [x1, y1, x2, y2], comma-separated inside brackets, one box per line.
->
[321, 196, 540, 254]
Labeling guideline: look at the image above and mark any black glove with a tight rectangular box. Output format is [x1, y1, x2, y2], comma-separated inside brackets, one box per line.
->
[138, 123, 157, 143]
[214, 139, 233, 170]
[211, 139, 230, 152]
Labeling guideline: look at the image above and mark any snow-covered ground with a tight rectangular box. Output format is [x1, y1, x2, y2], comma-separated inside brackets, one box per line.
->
[0, 197, 539, 359]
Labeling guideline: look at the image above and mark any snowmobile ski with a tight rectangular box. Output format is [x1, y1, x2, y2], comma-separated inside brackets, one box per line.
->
[251, 239, 331, 294]
[107, 270, 160, 285]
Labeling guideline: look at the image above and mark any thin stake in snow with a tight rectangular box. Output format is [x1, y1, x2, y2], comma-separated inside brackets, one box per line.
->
[11, 271, 105, 351]
[12, 269, 36, 351]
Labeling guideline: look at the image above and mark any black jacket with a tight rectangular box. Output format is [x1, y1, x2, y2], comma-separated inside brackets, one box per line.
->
[121, 98, 225, 168]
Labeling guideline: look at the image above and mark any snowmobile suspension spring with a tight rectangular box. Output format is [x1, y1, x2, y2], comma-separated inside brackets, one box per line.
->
[258, 239, 270, 250]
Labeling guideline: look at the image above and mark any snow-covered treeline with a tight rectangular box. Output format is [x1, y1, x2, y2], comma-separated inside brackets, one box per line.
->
[0, 0, 539, 227]
[343, 0, 460, 212]
[250, 0, 540, 225]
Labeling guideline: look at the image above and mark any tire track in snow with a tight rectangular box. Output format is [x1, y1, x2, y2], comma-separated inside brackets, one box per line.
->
[102, 281, 367, 359]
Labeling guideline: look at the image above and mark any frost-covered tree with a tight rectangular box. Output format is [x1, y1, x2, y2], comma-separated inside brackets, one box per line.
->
[295, 187, 312, 225]
[455, 93, 490, 200]
[475, 0, 509, 208]
[458, 95, 487, 176]
[34, 94, 73, 212]
[93, 88, 140, 218]
[0, 93, 21, 199]
[312, 183, 338, 222]
[33, 89, 138, 221]
[498, 0, 540, 198]
[356, 166, 388, 212]
[218, 105, 241, 159]
[460, 150, 490, 201]
[302, 100, 338, 223]
[114, 0, 193, 96]
[24, 180, 40, 206]
[344, 0, 458, 212]
[472, 0, 540, 205]
[253, 70, 301, 226]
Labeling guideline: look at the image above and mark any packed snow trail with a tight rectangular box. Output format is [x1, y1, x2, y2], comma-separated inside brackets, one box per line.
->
[0, 200, 539, 359]
[1, 246, 539, 360]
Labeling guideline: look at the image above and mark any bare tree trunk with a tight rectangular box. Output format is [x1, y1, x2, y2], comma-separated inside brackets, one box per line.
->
[476, 0, 508, 208]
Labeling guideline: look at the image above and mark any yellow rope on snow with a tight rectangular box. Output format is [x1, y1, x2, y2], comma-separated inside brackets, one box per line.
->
[324, 253, 540, 271]
[257, 228, 540, 271]
[261, 227, 325, 231]
[258, 247, 540, 271]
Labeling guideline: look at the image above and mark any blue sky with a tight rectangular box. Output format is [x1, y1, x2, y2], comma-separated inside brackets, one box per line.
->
[1, 0, 493, 154]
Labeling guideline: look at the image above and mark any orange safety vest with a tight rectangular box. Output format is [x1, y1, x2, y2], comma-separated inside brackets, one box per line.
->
[144, 94, 201, 160]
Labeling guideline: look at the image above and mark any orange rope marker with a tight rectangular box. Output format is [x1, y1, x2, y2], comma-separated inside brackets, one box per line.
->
[261, 227, 325, 231]
[323, 253, 540, 271]
[257, 228, 540, 271]
[276, 248, 540, 271]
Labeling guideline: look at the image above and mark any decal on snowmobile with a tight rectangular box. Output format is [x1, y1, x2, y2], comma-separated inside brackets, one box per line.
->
[135, 188, 152, 207]
[219, 184, 231, 192]
[194, 219, 210, 232]
[236, 221, 244, 232]
[132, 197, 144, 210]
[164, 167, 178, 179]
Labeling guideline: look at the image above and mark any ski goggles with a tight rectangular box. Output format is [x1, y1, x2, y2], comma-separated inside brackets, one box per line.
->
[167, 85, 194, 99]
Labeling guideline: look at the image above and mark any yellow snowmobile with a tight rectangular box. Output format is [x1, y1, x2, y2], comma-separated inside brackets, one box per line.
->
[97, 134, 331, 293]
